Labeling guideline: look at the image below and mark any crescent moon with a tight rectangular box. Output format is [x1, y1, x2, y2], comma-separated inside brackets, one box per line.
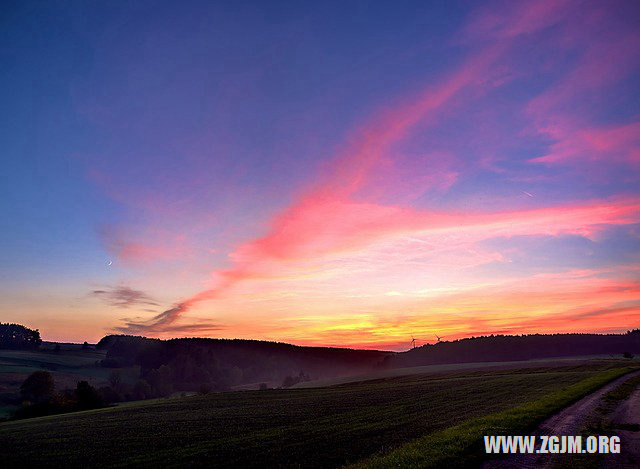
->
[107, 260, 113, 266]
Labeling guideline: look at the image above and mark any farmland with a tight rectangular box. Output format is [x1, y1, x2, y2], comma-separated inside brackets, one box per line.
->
[0, 360, 635, 468]
[0, 346, 137, 419]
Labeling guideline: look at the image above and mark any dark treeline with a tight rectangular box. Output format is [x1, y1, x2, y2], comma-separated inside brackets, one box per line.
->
[4, 326, 640, 421]
[13, 371, 105, 420]
[385, 331, 640, 368]
[97, 335, 389, 397]
[0, 323, 41, 350]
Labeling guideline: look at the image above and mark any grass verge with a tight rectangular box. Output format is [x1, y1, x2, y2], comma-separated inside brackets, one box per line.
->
[352, 366, 638, 469]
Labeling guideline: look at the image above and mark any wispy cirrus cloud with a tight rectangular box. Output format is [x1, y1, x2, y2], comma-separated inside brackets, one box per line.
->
[114, 317, 223, 335]
[111, 2, 528, 333]
[116, 0, 640, 336]
[102, 0, 640, 347]
[531, 121, 640, 165]
[92, 286, 159, 309]
[525, 8, 640, 170]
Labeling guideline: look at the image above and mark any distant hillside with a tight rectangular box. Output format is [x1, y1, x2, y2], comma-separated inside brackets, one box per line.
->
[97, 335, 391, 391]
[385, 331, 640, 368]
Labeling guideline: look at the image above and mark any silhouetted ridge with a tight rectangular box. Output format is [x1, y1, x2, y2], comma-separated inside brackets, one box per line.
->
[97, 335, 390, 392]
[386, 331, 640, 368]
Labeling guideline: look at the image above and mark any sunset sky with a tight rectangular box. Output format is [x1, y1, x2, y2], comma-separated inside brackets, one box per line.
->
[1, 0, 639, 350]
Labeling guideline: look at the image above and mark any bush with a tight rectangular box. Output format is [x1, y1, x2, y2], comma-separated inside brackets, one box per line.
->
[146, 366, 173, 397]
[13, 401, 57, 420]
[132, 380, 153, 400]
[20, 371, 55, 403]
[282, 371, 311, 388]
[98, 386, 120, 404]
[108, 370, 123, 392]
[75, 381, 103, 410]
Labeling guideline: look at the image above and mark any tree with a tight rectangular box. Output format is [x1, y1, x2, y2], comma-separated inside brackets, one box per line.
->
[108, 370, 122, 392]
[132, 379, 153, 400]
[82, 341, 90, 350]
[0, 323, 42, 350]
[282, 370, 311, 388]
[146, 365, 173, 397]
[97, 386, 120, 404]
[228, 366, 243, 386]
[20, 371, 55, 403]
[75, 381, 102, 409]
[282, 375, 296, 388]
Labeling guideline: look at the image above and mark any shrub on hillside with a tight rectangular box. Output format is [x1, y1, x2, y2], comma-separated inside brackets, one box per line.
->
[75, 381, 103, 410]
[132, 379, 153, 400]
[98, 386, 120, 404]
[20, 371, 55, 403]
[282, 371, 311, 388]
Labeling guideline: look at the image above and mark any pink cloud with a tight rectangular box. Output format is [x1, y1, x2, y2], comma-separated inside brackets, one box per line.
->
[527, 29, 640, 120]
[114, 0, 640, 336]
[462, 0, 575, 42]
[115, 32, 505, 332]
[531, 121, 640, 165]
[120, 192, 640, 334]
[525, 20, 640, 169]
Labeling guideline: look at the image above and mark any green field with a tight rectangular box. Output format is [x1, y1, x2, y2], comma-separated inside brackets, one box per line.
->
[291, 355, 615, 389]
[0, 361, 634, 468]
[354, 366, 637, 468]
[0, 348, 108, 378]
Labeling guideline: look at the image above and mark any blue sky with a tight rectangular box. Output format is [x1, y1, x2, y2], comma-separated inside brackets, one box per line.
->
[1, 0, 639, 348]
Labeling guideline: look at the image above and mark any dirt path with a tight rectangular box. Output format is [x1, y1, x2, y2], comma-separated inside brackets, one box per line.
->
[483, 370, 640, 469]
[601, 381, 640, 468]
